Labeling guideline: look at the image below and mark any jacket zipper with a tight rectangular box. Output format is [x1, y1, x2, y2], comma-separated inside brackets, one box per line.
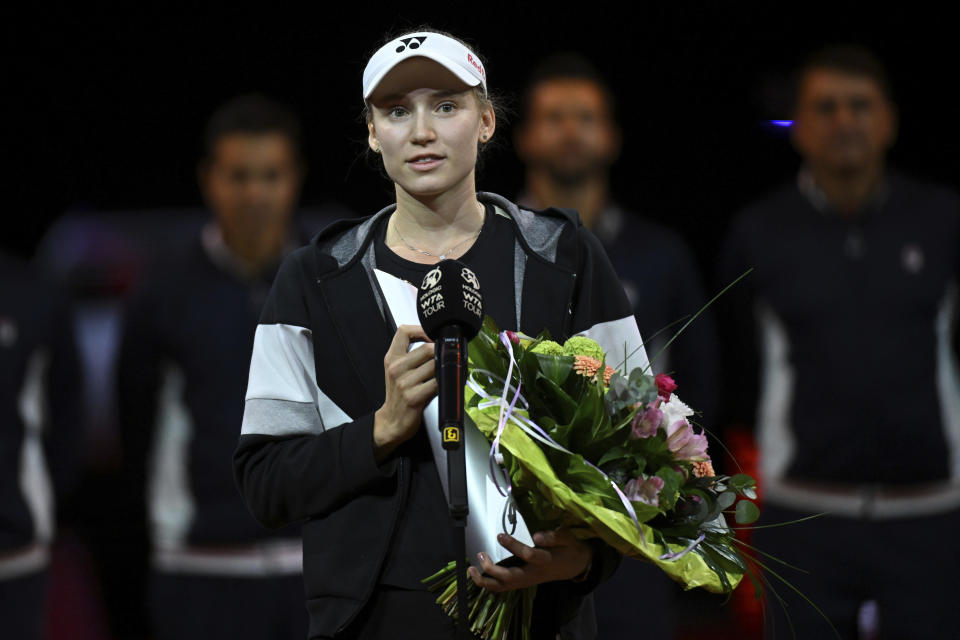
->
[564, 271, 577, 337]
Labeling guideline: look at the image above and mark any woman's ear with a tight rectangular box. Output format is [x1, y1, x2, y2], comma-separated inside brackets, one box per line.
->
[367, 121, 381, 153]
[479, 104, 496, 143]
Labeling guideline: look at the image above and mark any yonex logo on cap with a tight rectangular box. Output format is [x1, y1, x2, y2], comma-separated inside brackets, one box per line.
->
[362, 31, 488, 101]
[396, 36, 427, 53]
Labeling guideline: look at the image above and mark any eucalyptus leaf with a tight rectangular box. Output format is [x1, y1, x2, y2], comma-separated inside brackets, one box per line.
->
[717, 491, 736, 510]
[735, 500, 760, 524]
[729, 474, 757, 493]
[608, 371, 629, 397]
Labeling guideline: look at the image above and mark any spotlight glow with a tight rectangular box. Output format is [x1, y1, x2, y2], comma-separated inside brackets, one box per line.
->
[770, 120, 793, 127]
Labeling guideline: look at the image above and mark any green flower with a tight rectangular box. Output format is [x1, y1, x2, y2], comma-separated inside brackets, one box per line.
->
[531, 340, 563, 356]
[562, 336, 604, 360]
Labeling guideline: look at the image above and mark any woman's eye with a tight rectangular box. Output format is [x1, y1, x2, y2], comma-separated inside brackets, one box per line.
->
[389, 106, 408, 118]
[437, 102, 456, 113]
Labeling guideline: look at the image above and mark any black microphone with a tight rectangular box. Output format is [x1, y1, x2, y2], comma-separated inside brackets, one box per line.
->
[417, 259, 482, 640]
[416, 259, 483, 451]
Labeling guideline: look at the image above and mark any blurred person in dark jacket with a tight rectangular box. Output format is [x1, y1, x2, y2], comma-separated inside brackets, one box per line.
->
[515, 53, 720, 640]
[0, 252, 82, 640]
[116, 95, 310, 640]
[719, 45, 960, 638]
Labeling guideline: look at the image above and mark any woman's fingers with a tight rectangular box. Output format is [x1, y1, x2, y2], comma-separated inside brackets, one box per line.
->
[374, 325, 435, 459]
[531, 528, 574, 548]
[469, 553, 524, 592]
[386, 327, 430, 364]
[496, 533, 551, 565]
[395, 347, 436, 401]
[468, 566, 499, 590]
[396, 324, 431, 351]
[468, 529, 594, 592]
[403, 373, 438, 407]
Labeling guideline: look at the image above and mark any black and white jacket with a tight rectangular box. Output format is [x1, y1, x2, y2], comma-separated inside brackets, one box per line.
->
[234, 193, 648, 638]
[718, 172, 960, 519]
[0, 253, 81, 580]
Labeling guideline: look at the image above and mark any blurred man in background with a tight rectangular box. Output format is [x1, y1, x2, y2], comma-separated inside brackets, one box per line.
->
[515, 53, 720, 640]
[0, 252, 82, 640]
[115, 95, 309, 640]
[719, 45, 960, 638]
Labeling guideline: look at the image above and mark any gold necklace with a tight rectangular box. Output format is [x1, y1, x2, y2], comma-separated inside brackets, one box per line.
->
[391, 203, 484, 261]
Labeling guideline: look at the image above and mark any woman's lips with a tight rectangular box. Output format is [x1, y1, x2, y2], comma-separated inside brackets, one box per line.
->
[407, 155, 444, 171]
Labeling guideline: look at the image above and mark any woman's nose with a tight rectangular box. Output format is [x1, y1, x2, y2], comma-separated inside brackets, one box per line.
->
[410, 109, 437, 144]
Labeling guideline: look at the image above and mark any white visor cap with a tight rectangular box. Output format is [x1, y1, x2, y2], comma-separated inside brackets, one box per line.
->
[362, 32, 487, 101]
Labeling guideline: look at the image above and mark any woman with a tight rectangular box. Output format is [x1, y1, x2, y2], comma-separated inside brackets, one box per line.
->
[234, 30, 647, 639]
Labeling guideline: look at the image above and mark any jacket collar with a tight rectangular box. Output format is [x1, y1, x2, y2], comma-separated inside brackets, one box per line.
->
[311, 192, 571, 274]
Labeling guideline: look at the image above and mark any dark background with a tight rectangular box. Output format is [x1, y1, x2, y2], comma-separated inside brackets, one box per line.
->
[4, 5, 957, 638]
[6, 4, 959, 277]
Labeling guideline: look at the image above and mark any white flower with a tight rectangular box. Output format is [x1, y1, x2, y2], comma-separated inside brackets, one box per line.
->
[659, 394, 694, 430]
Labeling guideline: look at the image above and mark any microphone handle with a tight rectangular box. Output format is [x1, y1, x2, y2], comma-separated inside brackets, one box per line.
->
[435, 325, 470, 636]
[436, 324, 467, 452]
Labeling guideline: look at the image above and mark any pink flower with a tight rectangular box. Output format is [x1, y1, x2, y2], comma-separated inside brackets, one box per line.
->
[505, 331, 520, 345]
[624, 475, 665, 507]
[665, 419, 709, 461]
[631, 406, 662, 439]
[655, 374, 678, 401]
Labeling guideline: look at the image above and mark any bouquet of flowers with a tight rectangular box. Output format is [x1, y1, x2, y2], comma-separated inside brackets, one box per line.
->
[423, 317, 761, 640]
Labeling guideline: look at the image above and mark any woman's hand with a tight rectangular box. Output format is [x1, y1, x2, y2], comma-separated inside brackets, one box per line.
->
[373, 325, 436, 461]
[467, 529, 594, 592]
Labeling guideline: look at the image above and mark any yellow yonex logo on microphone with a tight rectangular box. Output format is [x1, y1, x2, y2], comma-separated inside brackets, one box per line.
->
[443, 426, 460, 443]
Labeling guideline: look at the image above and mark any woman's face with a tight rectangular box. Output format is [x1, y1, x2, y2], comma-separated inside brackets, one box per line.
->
[367, 59, 495, 200]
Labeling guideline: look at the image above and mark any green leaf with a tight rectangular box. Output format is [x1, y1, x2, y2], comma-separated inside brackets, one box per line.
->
[717, 491, 736, 511]
[597, 446, 629, 468]
[627, 369, 659, 402]
[568, 386, 606, 445]
[735, 500, 760, 524]
[563, 454, 616, 501]
[532, 375, 579, 426]
[534, 353, 573, 385]
[729, 474, 757, 494]
[655, 466, 684, 510]
[608, 371, 629, 397]
[692, 545, 733, 593]
[702, 540, 747, 573]
[468, 329, 508, 380]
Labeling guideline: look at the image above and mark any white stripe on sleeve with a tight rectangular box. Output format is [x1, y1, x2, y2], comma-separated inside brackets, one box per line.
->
[17, 348, 54, 544]
[755, 302, 796, 482]
[149, 363, 195, 550]
[242, 323, 351, 435]
[935, 284, 960, 480]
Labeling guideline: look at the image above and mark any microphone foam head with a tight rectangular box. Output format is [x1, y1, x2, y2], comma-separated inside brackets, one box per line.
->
[416, 259, 484, 339]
